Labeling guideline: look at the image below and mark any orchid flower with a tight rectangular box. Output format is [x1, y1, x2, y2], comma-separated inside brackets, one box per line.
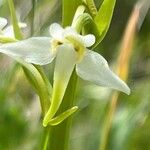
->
[0, 23, 130, 127]
[0, 17, 26, 42]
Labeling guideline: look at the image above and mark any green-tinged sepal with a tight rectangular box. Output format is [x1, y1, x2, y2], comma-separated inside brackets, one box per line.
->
[72, 5, 85, 27]
[72, 13, 93, 33]
[43, 44, 76, 127]
[49, 106, 78, 126]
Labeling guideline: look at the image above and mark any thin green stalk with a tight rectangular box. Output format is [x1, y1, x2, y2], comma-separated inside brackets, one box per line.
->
[41, 127, 51, 150]
[48, 70, 78, 150]
[7, 0, 23, 39]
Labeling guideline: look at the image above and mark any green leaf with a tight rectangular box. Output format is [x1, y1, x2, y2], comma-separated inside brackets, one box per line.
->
[94, 0, 116, 44]
[49, 106, 78, 126]
[62, 0, 82, 27]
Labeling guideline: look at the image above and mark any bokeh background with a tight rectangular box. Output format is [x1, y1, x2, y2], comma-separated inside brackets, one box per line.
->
[0, 0, 150, 149]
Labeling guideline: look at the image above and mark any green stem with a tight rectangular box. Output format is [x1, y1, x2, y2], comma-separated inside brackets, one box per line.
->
[48, 70, 78, 150]
[41, 127, 51, 150]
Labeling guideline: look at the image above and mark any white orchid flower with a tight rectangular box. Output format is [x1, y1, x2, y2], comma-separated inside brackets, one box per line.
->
[0, 17, 26, 40]
[0, 23, 130, 126]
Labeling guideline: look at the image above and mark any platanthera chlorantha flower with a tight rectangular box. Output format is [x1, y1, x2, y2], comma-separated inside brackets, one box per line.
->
[0, 23, 130, 127]
[0, 17, 26, 43]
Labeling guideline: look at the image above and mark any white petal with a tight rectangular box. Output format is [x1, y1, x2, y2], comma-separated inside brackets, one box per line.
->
[49, 23, 64, 40]
[43, 44, 76, 126]
[80, 34, 95, 47]
[0, 37, 54, 65]
[76, 50, 130, 95]
[0, 17, 7, 30]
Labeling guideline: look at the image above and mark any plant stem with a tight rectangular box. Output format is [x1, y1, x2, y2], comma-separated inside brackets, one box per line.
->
[47, 70, 78, 150]
[41, 127, 50, 150]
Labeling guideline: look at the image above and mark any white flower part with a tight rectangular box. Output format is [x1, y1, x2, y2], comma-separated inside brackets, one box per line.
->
[63, 26, 95, 47]
[49, 23, 95, 48]
[79, 34, 95, 47]
[0, 17, 7, 30]
[0, 37, 54, 65]
[49, 23, 64, 41]
[2, 22, 27, 38]
[76, 50, 130, 95]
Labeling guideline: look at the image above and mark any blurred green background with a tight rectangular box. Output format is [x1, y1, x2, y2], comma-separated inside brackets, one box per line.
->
[0, 0, 150, 149]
